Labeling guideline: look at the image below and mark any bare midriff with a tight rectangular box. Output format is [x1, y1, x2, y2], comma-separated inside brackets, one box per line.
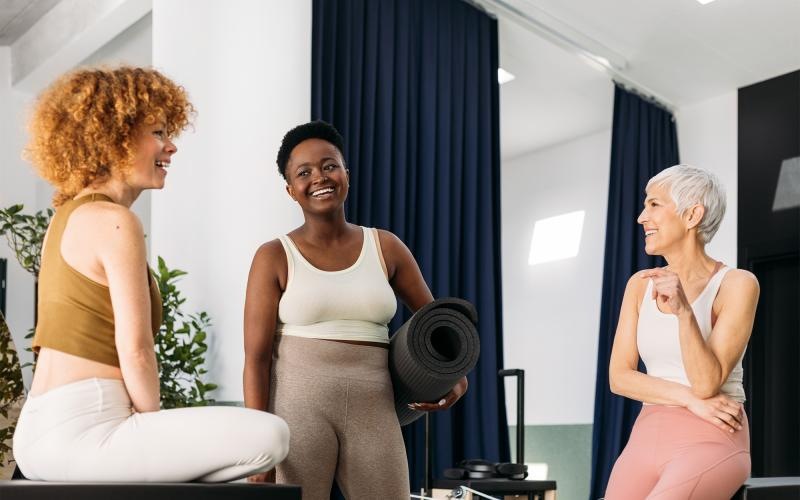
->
[321, 339, 389, 349]
[28, 347, 123, 397]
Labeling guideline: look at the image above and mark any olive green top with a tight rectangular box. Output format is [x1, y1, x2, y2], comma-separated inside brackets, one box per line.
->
[32, 194, 162, 367]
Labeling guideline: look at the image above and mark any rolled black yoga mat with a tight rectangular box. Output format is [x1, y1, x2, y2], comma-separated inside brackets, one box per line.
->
[389, 298, 481, 426]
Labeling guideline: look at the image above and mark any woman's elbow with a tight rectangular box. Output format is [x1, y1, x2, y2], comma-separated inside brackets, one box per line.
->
[690, 382, 720, 400]
[244, 354, 270, 373]
[608, 370, 625, 396]
[118, 346, 156, 368]
[689, 368, 725, 399]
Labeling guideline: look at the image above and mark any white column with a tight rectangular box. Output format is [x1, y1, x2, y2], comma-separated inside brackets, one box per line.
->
[151, 0, 310, 401]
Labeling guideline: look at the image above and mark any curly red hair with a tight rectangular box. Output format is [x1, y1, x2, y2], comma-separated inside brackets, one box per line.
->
[25, 66, 194, 206]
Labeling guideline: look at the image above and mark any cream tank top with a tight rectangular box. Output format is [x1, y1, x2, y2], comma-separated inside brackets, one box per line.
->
[276, 227, 397, 343]
[637, 266, 746, 403]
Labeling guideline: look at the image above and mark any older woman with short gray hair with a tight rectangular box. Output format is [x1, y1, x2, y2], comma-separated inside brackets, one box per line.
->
[604, 165, 759, 499]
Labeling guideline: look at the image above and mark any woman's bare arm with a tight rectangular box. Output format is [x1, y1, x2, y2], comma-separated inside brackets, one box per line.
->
[243, 241, 285, 412]
[609, 273, 696, 406]
[99, 205, 160, 412]
[377, 230, 467, 410]
[685, 270, 759, 397]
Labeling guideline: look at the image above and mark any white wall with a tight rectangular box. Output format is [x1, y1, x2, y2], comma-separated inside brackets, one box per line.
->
[676, 92, 738, 266]
[502, 129, 611, 425]
[0, 47, 38, 384]
[150, 0, 310, 401]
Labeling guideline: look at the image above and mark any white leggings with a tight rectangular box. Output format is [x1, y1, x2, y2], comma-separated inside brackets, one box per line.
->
[13, 378, 289, 482]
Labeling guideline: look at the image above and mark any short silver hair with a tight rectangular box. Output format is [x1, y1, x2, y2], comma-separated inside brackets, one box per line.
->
[646, 164, 726, 244]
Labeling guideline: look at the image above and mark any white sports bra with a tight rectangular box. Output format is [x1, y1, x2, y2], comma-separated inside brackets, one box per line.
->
[276, 227, 397, 343]
[637, 265, 746, 403]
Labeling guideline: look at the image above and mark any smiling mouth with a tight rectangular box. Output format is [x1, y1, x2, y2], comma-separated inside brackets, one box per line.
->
[645, 230, 658, 237]
[155, 160, 170, 169]
[310, 187, 334, 197]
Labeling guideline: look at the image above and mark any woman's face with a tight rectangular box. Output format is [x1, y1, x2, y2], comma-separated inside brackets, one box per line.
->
[285, 138, 348, 214]
[127, 121, 177, 191]
[637, 183, 687, 255]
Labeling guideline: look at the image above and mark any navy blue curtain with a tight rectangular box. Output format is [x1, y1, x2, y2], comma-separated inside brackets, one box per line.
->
[312, 0, 510, 494]
[589, 84, 679, 499]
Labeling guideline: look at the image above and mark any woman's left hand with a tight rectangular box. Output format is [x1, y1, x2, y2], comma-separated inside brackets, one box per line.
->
[640, 268, 691, 316]
[408, 376, 468, 412]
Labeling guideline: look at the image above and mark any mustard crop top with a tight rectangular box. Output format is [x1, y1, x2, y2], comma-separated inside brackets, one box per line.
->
[32, 194, 162, 367]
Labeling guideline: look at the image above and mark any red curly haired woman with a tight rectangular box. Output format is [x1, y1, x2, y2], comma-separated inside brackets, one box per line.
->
[12, 67, 289, 482]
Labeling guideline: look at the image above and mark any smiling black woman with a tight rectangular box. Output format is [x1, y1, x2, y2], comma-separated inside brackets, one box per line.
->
[243, 120, 469, 499]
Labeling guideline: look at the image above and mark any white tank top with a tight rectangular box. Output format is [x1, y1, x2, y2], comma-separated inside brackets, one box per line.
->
[276, 227, 397, 343]
[637, 266, 746, 403]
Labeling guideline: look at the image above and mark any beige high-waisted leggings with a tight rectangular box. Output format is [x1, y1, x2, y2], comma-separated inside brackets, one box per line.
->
[13, 377, 289, 482]
[270, 335, 409, 500]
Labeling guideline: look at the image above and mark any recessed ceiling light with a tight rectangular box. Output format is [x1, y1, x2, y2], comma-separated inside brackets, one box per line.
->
[498, 67, 515, 85]
[528, 210, 585, 265]
[696, 0, 716, 4]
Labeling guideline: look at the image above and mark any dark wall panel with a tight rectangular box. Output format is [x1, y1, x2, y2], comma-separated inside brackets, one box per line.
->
[738, 71, 799, 260]
[738, 70, 800, 477]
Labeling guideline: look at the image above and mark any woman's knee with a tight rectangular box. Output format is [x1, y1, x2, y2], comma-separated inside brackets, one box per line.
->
[246, 410, 290, 464]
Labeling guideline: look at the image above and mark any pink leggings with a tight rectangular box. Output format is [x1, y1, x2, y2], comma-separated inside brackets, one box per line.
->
[605, 405, 750, 500]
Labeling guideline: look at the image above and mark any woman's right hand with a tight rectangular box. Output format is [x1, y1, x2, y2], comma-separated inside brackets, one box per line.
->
[247, 469, 276, 483]
[686, 393, 744, 433]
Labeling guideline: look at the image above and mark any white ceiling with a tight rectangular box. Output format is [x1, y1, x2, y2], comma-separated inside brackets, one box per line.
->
[0, 0, 59, 45]
[496, 0, 800, 159]
[3, 0, 797, 160]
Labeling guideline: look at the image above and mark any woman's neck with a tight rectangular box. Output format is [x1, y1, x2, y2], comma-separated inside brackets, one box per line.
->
[662, 240, 718, 283]
[75, 178, 140, 208]
[299, 209, 352, 244]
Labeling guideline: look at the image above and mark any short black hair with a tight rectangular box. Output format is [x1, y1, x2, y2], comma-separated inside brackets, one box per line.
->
[276, 120, 345, 179]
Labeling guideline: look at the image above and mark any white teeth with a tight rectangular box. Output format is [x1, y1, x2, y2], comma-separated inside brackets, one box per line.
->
[645, 230, 657, 236]
[155, 161, 169, 168]
[311, 187, 334, 197]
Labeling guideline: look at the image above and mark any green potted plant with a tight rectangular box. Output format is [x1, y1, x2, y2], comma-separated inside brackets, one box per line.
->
[154, 256, 218, 408]
[0, 204, 52, 328]
[0, 311, 24, 479]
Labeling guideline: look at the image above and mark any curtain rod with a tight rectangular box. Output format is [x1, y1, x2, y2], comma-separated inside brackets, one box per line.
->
[477, 0, 677, 113]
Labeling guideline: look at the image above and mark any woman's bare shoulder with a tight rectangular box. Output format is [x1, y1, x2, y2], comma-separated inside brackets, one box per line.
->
[70, 201, 142, 236]
[250, 239, 289, 280]
[64, 202, 143, 256]
[720, 268, 760, 298]
[624, 270, 653, 310]
[253, 239, 286, 262]
[629, 269, 652, 292]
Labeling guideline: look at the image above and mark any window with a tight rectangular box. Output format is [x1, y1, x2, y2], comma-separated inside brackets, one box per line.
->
[528, 210, 585, 265]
